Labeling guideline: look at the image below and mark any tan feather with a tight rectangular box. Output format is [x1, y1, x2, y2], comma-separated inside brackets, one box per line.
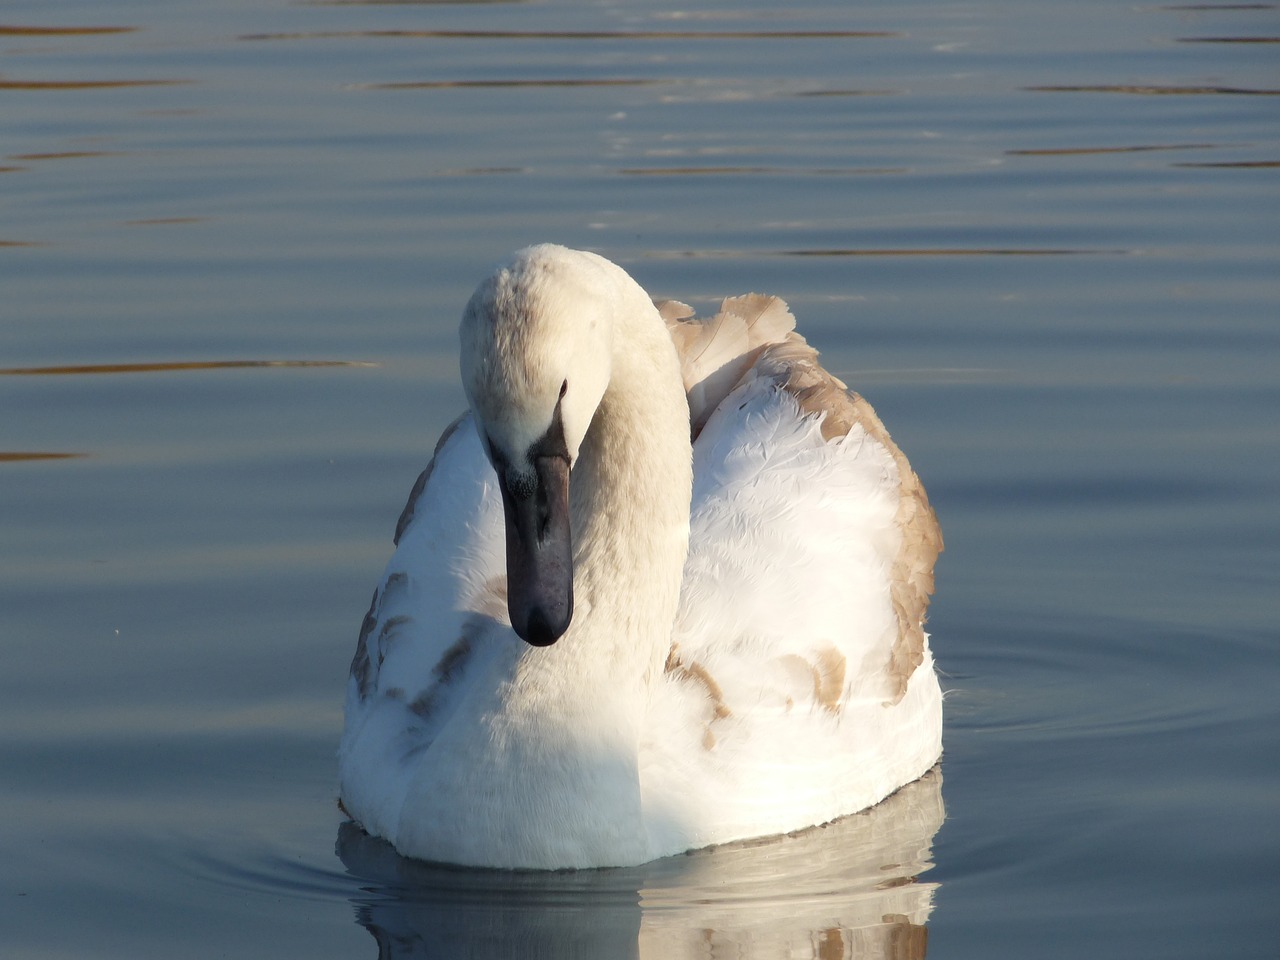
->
[654, 298, 695, 323]
[663, 294, 799, 438]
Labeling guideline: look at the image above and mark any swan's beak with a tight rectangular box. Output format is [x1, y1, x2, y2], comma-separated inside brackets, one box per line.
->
[498, 450, 574, 647]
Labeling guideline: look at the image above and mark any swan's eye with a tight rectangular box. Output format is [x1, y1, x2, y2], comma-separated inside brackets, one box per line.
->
[559, 379, 568, 399]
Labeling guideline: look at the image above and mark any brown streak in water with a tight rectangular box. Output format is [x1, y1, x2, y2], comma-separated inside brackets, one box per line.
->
[311, 0, 525, 5]
[125, 217, 205, 226]
[0, 360, 377, 376]
[1007, 143, 1216, 156]
[0, 240, 45, 247]
[0, 25, 137, 36]
[644, 247, 1122, 260]
[1173, 160, 1280, 168]
[1162, 4, 1276, 9]
[1026, 84, 1280, 95]
[624, 166, 791, 176]
[620, 166, 905, 176]
[793, 88, 896, 97]
[435, 166, 526, 175]
[365, 78, 661, 90]
[9, 151, 123, 161]
[241, 29, 897, 41]
[1178, 36, 1280, 43]
[781, 247, 1119, 257]
[0, 452, 88, 462]
[0, 79, 189, 90]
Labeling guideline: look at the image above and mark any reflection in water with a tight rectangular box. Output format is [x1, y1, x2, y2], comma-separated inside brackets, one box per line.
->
[1005, 143, 1216, 156]
[337, 769, 943, 959]
[1173, 160, 1280, 168]
[0, 25, 137, 36]
[8, 151, 125, 161]
[619, 166, 906, 176]
[0, 452, 86, 462]
[0, 359, 375, 376]
[1026, 83, 1280, 95]
[241, 29, 897, 42]
[0, 79, 189, 90]
[124, 217, 207, 226]
[1177, 36, 1280, 43]
[638, 247, 1118, 260]
[362, 78, 662, 90]
[304, 0, 527, 5]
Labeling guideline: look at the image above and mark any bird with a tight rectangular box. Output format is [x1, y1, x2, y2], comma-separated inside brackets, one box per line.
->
[338, 244, 943, 870]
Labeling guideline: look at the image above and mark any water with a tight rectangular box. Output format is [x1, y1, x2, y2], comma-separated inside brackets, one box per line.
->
[2, 0, 1277, 956]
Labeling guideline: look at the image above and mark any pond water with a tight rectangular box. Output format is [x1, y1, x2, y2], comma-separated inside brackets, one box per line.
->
[2, 0, 1277, 956]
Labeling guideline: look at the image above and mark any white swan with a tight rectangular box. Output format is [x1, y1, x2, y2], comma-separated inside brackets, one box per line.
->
[339, 244, 943, 869]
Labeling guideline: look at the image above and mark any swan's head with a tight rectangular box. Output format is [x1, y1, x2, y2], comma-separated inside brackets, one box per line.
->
[459, 245, 617, 646]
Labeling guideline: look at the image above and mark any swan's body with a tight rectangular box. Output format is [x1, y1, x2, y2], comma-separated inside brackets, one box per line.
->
[339, 245, 942, 869]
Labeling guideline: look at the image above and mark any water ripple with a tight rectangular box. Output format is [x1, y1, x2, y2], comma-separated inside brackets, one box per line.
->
[0, 452, 87, 463]
[1173, 159, 1280, 168]
[1178, 36, 1280, 43]
[0, 360, 376, 376]
[0, 79, 189, 90]
[1026, 83, 1280, 95]
[357, 78, 662, 90]
[619, 165, 905, 176]
[1006, 143, 1217, 156]
[8, 151, 125, 161]
[183, 769, 943, 929]
[0, 25, 137, 36]
[241, 29, 897, 41]
[640, 247, 1127, 260]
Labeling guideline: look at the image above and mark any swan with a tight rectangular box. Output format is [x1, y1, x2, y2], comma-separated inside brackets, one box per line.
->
[338, 244, 943, 869]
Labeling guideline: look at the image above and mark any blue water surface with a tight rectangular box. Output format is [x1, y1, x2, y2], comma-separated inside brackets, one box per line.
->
[1, 0, 1277, 956]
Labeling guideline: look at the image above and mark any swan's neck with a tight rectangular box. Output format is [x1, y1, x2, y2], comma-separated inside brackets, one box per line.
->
[453, 305, 692, 866]
[426, 261, 695, 866]
[570, 329, 693, 673]
[514, 309, 693, 718]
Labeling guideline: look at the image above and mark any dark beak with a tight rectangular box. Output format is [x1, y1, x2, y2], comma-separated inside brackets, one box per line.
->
[496, 418, 574, 647]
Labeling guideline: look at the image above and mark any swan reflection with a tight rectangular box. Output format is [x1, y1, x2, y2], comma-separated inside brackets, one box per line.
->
[336, 767, 943, 959]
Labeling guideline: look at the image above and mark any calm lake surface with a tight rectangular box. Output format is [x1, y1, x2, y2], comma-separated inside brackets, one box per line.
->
[2, 0, 1277, 956]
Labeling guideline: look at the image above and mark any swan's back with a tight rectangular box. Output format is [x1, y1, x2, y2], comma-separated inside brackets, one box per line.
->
[641, 296, 943, 851]
[660, 294, 941, 701]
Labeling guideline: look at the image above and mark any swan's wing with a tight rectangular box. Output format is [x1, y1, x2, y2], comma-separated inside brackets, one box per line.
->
[646, 297, 942, 844]
[658, 294, 798, 439]
[339, 413, 509, 838]
[747, 326, 942, 701]
[665, 296, 941, 710]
